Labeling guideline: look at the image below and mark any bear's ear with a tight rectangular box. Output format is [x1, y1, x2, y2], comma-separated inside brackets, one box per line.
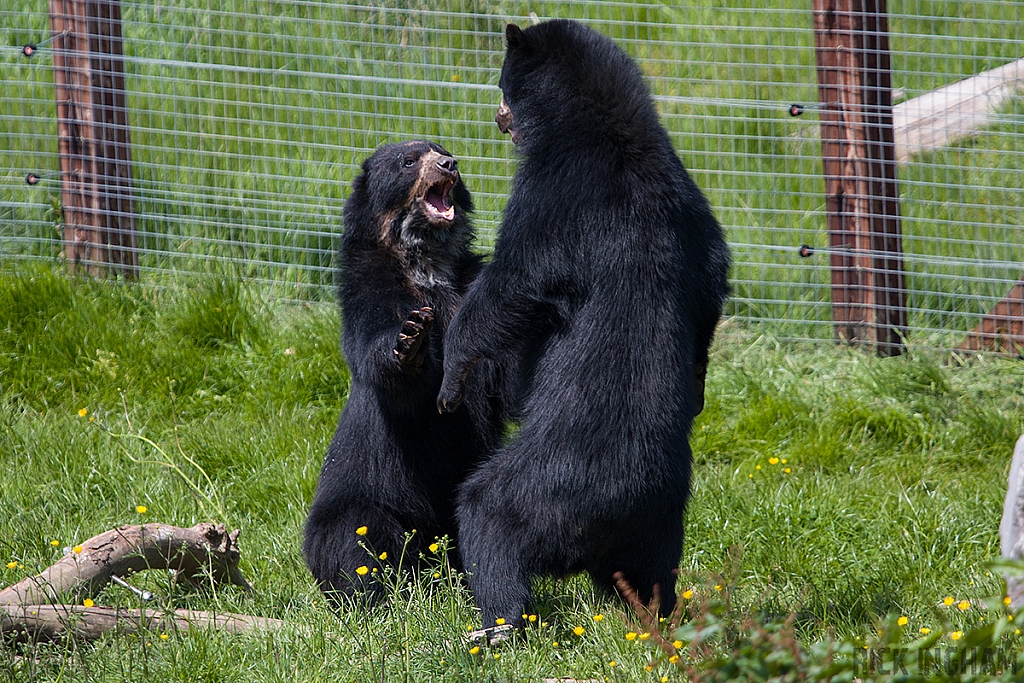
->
[505, 23, 524, 49]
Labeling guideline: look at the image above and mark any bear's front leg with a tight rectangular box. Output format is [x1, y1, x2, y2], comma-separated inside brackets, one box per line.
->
[394, 307, 434, 369]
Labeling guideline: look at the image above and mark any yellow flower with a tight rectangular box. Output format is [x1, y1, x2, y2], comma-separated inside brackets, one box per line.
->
[495, 618, 506, 626]
[682, 589, 693, 600]
[1005, 596, 1013, 606]
[160, 633, 169, 640]
[83, 598, 94, 607]
[522, 614, 528, 620]
[1009, 615, 1015, 622]
[957, 600, 970, 611]
[573, 626, 585, 636]
[625, 631, 637, 641]
[1017, 629, 1021, 635]
[492, 653, 500, 660]
[781, 459, 787, 464]
[5, 561, 16, 569]
[378, 551, 387, 560]
[714, 584, 723, 592]
[783, 468, 791, 474]
[673, 639, 683, 648]
[950, 631, 962, 641]
[355, 526, 368, 536]
[72, 545, 83, 554]
[469, 646, 480, 655]
[608, 661, 617, 667]
[136, 505, 147, 514]
[78, 408, 88, 417]
[669, 655, 680, 664]
[768, 457, 779, 465]
[355, 565, 369, 576]
[552, 641, 559, 648]
[429, 543, 440, 553]
[432, 572, 440, 578]
[592, 613, 604, 622]
[755, 464, 761, 470]
[943, 596, 954, 607]
[528, 614, 537, 623]
[661, 676, 669, 683]
[920, 627, 931, 635]
[645, 665, 653, 672]
[50, 540, 60, 547]
[897, 616, 908, 626]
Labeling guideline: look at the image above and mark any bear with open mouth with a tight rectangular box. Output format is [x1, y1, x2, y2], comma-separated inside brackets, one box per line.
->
[303, 140, 508, 605]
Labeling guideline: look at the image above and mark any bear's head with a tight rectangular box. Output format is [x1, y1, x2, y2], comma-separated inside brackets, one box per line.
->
[344, 140, 473, 251]
[496, 20, 658, 156]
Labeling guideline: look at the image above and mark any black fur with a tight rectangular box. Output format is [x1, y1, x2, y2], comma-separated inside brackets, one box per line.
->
[304, 141, 505, 604]
[437, 20, 730, 627]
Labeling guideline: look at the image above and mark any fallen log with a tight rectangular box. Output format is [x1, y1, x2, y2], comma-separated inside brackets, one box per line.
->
[1, 604, 281, 643]
[0, 523, 251, 606]
[1, 523, 281, 643]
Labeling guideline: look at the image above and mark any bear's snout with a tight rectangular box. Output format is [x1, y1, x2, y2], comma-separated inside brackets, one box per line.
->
[436, 155, 458, 176]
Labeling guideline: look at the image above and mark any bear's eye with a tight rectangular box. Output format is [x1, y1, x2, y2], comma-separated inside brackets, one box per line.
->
[403, 157, 417, 168]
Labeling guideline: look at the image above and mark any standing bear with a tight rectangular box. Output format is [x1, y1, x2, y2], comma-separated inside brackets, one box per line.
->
[304, 141, 506, 604]
[438, 20, 730, 628]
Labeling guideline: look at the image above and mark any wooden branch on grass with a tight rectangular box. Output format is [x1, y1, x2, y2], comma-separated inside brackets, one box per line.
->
[1, 604, 280, 642]
[0, 523, 251, 606]
[0, 523, 281, 643]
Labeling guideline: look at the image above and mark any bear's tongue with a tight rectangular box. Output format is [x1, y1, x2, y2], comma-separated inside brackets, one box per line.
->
[425, 182, 455, 222]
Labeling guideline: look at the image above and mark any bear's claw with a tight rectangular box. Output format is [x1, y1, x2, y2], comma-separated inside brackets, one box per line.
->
[436, 371, 468, 414]
[394, 307, 434, 367]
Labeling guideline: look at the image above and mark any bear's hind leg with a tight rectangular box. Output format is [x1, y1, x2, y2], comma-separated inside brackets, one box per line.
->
[589, 520, 683, 619]
[457, 497, 536, 629]
[303, 505, 407, 607]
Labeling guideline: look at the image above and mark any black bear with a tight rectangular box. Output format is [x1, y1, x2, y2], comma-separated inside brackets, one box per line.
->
[437, 20, 730, 629]
[304, 140, 505, 604]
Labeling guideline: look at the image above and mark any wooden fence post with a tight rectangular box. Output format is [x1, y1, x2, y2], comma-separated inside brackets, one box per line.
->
[812, 0, 906, 355]
[49, 0, 138, 278]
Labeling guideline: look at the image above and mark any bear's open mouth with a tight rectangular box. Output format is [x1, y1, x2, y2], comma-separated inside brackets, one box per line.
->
[422, 178, 456, 223]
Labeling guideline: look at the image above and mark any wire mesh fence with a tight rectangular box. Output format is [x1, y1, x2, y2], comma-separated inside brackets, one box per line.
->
[1, 1, 1022, 350]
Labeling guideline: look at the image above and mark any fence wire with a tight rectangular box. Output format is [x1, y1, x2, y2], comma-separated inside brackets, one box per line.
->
[1, 1, 1022, 350]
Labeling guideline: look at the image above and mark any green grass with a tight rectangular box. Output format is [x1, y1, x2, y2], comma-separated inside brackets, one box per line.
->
[2, 264, 1024, 681]
[2, 1, 1023, 336]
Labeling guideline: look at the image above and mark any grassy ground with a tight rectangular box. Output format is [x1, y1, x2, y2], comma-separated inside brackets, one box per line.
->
[2, 264, 1024, 681]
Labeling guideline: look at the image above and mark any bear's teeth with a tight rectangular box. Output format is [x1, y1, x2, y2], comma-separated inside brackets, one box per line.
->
[424, 183, 455, 221]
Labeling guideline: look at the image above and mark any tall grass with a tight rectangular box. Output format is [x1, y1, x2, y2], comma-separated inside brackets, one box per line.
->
[2, 264, 1023, 680]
